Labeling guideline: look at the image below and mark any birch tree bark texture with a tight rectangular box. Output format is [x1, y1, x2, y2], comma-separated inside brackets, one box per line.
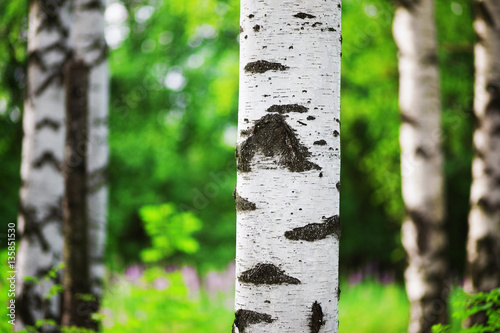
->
[393, 1, 448, 332]
[70, 0, 109, 302]
[466, 0, 500, 312]
[16, 0, 71, 329]
[234, 1, 341, 332]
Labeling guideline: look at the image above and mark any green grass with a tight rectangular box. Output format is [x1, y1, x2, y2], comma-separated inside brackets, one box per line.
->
[339, 279, 410, 333]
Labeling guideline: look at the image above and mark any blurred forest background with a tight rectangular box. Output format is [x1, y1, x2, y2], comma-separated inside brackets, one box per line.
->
[0, 0, 476, 331]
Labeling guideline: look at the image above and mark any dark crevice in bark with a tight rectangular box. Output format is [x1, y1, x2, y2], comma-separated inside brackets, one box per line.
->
[266, 104, 308, 114]
[232, 309, 274, 333]
[476, 1, 496, 28]
[62, 60, 97, 330]
[239, 263, 301, 285]
[36, 117, 61, 131]
[33, 151, 62, 171]
[284, 215, 341, 241]
[314, 140, 327, 146]
[470, 235, 500, 291]
[336, 182, 341, 191]
[236, 113, 321, 172]
[293, 12, 316, 19]
[309, 301, 325, 333]
[244, 60, 289, 74]
[233, 190, 257, 211]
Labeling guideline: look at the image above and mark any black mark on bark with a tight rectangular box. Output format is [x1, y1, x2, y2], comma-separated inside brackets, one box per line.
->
[284, 215, 341, 241]
[33, 152, 62, 171]
[407, 209, 432, 253]
[476, 1, 496, 28]
[477, 197, 500, 213]
[294, 12, 316, 19]
[485, 83, 500, 115]
[266, 104, 308, 114]
[87, 167, 108, 193]
[244, 60, 289, 74]
[309, 301, 325, 333]
[401, 112, 418, 126]
[233, 309, 274, 333]
[239, 263, 301, 285]
[395, 0, 420, 11]
[312, 22, 323, 27]
[36, 118, 61, 131]
[253, 24, 261, 32]
[333, 130, 339, 137]
[233, 190, 257, 211]
[314, 140, 327, 146]
[307, 116, 316, 120]
[415, 146, 430, 159]
[236, 113, 321, 172]
[469, 235, 500, 292]
[248, 14, 254, 19]
[81, 0, 103, 10]
[298, 120, 307, 126]
[336, 182, 341, 191]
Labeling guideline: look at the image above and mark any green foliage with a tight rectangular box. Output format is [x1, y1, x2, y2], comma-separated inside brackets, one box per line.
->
[100, 267, 234, 332]
[433, 288, 500, 333]
[139, 203, 202, 263]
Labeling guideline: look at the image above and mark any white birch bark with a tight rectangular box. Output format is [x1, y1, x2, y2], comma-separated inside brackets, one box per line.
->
[234, 1, 341, 332]
[69, 0, 109, 299]
[16, 0, 71, 329]
[393, 1, 448, 332]
[466, 0, 500, 295]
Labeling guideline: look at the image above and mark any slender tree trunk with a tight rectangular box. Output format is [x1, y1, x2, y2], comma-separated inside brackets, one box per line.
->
[16, 0, 71, 329]
[393, 1, 448, 332]
[70, 0, 109, 302]
[234, 1, 341, 332]
[465, 0, 500, 325]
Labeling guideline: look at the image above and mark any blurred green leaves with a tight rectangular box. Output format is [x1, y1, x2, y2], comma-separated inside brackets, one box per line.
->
[140, 203, 202, 263]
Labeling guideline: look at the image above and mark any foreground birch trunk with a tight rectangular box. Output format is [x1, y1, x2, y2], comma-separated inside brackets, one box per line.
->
[234, 1, 341, 332]
[16, 0, 71, 328]
[393, 1, 448, 332]
[465, 0, 500, 323]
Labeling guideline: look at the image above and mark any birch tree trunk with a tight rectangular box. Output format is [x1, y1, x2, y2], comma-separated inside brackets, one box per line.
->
[465, 1, 500, 323]
[70, 0, 109, 302]
[234, 1, 341, 332]
[16, 0, 71, 329]
[393, 1, 448, 332]
[60, 0, 108, 327]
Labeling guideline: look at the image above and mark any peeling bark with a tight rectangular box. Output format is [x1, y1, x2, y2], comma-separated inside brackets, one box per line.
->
[393, 0, 448, 332]
[235, 0, 341, 331]
[465, 0, 500, 326]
